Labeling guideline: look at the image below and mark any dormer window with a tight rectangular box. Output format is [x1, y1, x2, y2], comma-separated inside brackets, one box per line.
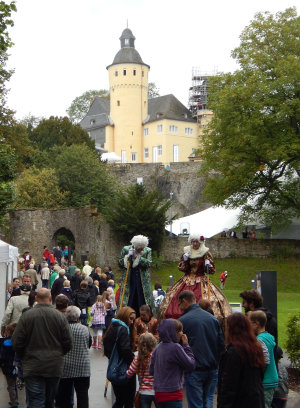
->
[90, 119, 95, 125]
[125, 38, 129, 46]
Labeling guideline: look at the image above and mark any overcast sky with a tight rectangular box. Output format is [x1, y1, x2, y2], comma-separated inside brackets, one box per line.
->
[6, 0, 297, 120]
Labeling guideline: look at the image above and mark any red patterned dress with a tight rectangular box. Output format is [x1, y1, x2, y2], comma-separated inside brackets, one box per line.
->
[159, 244, 231, 322]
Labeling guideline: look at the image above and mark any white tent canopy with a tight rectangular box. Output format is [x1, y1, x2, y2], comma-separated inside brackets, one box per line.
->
[0, 240, 19, 326]
[100, 152, 121, 162]
[165, 207, 241, 238]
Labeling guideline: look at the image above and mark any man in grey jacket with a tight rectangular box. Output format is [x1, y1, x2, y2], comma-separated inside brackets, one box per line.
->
[12, 288, 73, 408]
[1, 274, 32, 336]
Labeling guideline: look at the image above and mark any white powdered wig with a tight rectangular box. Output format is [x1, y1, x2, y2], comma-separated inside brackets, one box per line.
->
[130, 235, 149, 249]
[188, 233, 205, 243]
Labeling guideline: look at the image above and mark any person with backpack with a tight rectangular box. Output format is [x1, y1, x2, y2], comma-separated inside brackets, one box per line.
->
[73, 280, 91, 326]
[0, 323, 19, 408]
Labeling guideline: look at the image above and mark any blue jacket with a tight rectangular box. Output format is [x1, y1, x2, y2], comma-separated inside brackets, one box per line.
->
[179, 304, 225, 370]
[149, 319, 195, 392]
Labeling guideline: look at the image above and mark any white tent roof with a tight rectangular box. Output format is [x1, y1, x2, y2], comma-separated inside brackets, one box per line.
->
[0, 239, 19, 262]
[165, 207, 241, 238]
[100, 152, 122, 162]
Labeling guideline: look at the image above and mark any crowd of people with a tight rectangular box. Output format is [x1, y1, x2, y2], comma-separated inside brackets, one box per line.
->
[0, 235, 289, 408]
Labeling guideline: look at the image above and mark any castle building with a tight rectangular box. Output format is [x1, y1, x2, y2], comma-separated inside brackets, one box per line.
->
[80, 28, 198, 163]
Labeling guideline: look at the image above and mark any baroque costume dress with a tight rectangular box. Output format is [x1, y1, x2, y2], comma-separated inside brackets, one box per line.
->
[118, 245, 154, 314]
[159, 242, 231, 321]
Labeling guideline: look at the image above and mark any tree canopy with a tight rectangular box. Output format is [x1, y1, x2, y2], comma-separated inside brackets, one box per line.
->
[15, 166, 66, 209]
[66, 89, 109, 123]
[200, 8, 300, 230]
[50, 144, 115, 211]
[104, 183, 171, 252]
[0, 143, 16, 224]
[0, 1, 16, 127]
[29, 116, 95, 151]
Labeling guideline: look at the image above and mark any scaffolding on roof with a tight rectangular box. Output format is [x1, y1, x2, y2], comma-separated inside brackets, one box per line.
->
[188, 67, 216, 117]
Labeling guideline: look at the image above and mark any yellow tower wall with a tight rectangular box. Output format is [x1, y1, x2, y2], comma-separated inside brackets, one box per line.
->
[108, 64, 149, 163]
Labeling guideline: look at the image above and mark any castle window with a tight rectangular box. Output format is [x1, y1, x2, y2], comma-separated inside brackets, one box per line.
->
[115, 70, 118, 77]
[143, 128, 149, 136]
[169, 125, 178, 133]
[133, 69, 136, 76]
[157, 145, 162, 156]
[123, 69, 126, 76]
[144, 148, 149, 158]
[185, 127, 193, 135]
[142, 71, 144, 77]
[90, 119, 95, 125]
[131, 152, 137, 162]
[117, 100, 120, 106]
[157, 124, 163, 133]
[125, 39, 129, 46]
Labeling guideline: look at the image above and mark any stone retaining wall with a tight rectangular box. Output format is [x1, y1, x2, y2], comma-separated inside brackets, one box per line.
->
[8, 207, 300, 271]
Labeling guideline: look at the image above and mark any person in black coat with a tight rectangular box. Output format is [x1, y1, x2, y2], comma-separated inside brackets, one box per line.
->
[240, 289, 278, 343]
[103, 306, 136, 408]
[217, 313, 265, 408]
[72, 280, 91, 326]
[50, 271, 66, 302]
[86, 277, 98, 305]
[71, 269, 82, 292]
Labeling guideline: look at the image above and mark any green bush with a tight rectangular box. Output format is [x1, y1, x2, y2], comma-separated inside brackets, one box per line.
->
[285, 313, 300, 369]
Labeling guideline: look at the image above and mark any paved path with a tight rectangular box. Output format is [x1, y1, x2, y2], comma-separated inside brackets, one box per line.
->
[1, 347, 299, 407]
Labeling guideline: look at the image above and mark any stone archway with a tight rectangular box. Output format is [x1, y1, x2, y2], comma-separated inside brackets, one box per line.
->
[52, 227, 75, 249]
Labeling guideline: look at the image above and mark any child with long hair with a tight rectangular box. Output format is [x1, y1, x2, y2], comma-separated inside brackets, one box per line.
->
[126, 332, 157, 408]
[90, 294, 106, 349]
[217, 312, 265, 408]
[103, 306, 137, 408]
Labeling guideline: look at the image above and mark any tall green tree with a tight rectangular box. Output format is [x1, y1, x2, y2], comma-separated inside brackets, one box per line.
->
[29, 116, 95, 151]
[104, 183, 171, 252]
[200, 8, 300, 230]
[0, 143, 16, 224]
[66, 89, 109, 123]
[0, 1, 16, 127]
[14, 166, 66, 209]
[3, 123, 38, 171]
[51, 144, 115, 211]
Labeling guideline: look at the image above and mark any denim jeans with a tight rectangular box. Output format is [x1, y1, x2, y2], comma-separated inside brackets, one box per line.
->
[80, 313, 88, 326]
[25, 376, 59, 408]
[206, 369, 218, 408]
[42, 279, 49, 288]
[185, 369, 218, 408]
[156, 401, 182, 408]
[140, 394, 157, 408]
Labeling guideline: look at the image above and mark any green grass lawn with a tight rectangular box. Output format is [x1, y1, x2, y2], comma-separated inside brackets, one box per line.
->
[150, 257, 300, 348]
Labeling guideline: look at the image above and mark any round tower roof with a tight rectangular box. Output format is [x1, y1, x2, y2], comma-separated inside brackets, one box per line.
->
[107, 27, 149, 69]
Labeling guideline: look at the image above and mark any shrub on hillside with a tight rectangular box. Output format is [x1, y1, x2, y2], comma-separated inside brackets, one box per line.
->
[285, 313, 300, 370]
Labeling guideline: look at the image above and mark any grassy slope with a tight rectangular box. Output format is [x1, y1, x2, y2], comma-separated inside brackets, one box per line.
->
[150, 257, 300, 348]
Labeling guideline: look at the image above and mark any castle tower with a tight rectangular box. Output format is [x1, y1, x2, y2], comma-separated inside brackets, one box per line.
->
[107, 28, 150, 163]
